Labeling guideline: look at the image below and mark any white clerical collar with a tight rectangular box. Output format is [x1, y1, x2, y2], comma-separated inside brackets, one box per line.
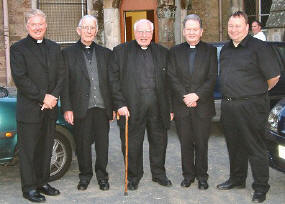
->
[141, 47, 148, 50]
[189, 45, 196, 48]
[85, 46, 90, 49]
[37, 40, 43, 44]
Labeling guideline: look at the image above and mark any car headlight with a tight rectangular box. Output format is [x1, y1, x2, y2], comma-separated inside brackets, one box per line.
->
[268, 105, 283, 132]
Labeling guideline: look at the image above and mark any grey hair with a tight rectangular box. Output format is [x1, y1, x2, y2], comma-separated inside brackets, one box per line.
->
[183, 14, 202, 28]
[78, 15, 98, 31]
[134, 19, 154, 31]
[25, 9, 46, 25]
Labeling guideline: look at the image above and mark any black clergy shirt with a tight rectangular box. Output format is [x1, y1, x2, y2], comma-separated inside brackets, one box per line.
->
[220, 35, 280, 98]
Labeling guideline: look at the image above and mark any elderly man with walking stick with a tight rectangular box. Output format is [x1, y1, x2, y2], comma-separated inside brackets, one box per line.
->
[109, 19, 173, 191]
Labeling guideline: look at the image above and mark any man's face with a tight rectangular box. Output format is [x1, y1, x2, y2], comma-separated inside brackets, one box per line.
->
[183, 19, 203, 46]
[251, 22, 261, 35]
[26, 15, 47, 40]
[134, 22, 153, 48]
[77, 18, 97, 46]
[228, 16, 249, 44]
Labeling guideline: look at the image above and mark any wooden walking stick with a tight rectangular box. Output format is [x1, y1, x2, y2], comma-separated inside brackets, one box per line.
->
[117, 113, 129, 196]
[124, 115, 129, 196]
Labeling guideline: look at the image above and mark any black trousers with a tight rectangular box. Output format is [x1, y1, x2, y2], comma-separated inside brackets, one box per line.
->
[119, 90, 168, 183]
[221, 96, 270, 193]
[74, 107, 109, 182]
[175, 112, 211, 181]
[17, 116, 55, 193]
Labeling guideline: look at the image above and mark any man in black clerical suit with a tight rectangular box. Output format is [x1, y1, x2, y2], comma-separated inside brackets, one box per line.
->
[10, 9, 64, 202]
[109, 19, 172, 190]
[61, 15, 113, 191]
[168, 14, 217, 190]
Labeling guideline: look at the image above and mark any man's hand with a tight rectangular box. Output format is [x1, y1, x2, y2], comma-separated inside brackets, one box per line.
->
[64, 111, 74, 125]
[110, 111, 116, 122]
[183, 93, 199, 107]
[268, 75, 280, 90]
[170, 113, 174, 121]
[118, 106, 130, 117]
[43, 94, 58, 109]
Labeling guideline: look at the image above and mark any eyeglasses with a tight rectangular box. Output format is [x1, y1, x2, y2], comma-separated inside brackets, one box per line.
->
[28, 23, 46, 29]
[80, 26, 97, 31]
[136, 30, 153, 35]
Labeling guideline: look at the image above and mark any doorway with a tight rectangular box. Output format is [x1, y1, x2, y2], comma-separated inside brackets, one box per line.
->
[125, 10, 155, 42]
[120, 0, 158, 43]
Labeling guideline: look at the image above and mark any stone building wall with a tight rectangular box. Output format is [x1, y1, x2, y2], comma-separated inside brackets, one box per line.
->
[188, 0, 219, 42]
[266, 0, 285, 41]
[0, 0, 31, 86]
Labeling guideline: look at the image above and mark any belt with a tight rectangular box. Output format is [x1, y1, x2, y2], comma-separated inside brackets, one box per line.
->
[222, 93, 265, 101]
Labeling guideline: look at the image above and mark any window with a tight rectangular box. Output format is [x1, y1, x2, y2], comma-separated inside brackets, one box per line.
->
[38, 0, 87, 44]
[244, 0, 272, 27]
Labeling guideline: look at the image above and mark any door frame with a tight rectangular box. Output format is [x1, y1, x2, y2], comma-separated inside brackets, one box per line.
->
[120, 0, 158, 43]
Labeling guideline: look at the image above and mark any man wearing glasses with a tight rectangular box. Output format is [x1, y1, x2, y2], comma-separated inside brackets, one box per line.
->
[109, 19, 172, 190]
[61, 15, 113, 191]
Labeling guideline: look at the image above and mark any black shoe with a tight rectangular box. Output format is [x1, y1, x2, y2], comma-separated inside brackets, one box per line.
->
[127, 181, 139, 190]
[77, 181, 89, 191]
[216, 179, 245, 190]
[98, 179, 110, 191]
[252, 192, 266, 203]
[37, 184, 60, 196]
[23, 190, 46, 203]
[180, 178, 195, 187]
[198, 180, 209, 190]
[152, 177, 172, 187]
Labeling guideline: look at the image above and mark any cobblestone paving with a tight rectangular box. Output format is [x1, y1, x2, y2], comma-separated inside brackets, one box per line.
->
[0, 122, 284, 204]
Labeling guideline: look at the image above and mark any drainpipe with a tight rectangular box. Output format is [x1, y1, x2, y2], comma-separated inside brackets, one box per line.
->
[3, 0, 11, 86]
[218, 0, 223, 41]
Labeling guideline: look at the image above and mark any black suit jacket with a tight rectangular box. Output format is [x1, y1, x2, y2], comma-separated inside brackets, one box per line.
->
[168, 41, 218, 118]
[10, 36, 65, 122]
[109, 40, 171, 129]
[61, 41, 113, 120]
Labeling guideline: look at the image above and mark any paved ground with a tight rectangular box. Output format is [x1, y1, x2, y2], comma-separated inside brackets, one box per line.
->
[0, 122, 284, 204]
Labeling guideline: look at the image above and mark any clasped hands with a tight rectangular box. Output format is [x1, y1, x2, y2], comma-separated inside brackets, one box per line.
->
[41, 94, 58, 110]
[183, 93, 199, 107]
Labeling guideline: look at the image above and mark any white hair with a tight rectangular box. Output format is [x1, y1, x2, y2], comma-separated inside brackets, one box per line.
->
[134, 19, 154, 31]
[78, 15, 98, 31]
[25, 9, 46, 25]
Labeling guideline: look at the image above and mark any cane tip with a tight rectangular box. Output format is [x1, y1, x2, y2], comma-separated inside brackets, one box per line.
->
[124, 192, 128, 196]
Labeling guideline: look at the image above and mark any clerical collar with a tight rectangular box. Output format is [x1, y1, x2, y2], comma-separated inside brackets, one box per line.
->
[79, 40, 95, 50]
[141, 46, 148, 50]
[28, 35, 45, 44]
[189, 45, 196, 48]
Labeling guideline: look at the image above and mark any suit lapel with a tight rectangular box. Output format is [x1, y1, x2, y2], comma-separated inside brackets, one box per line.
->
[149, 43, 160, 87]
[127, 41, 139, 88]
[75, 42, 90, 80]
[24, 37, 48, 68]
[95, 44, 103, 83]
[180, 42, 190, 75]
[192, 42, 205, 76]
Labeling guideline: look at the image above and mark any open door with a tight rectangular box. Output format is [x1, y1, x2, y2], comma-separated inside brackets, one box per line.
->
[120, 0, 158, 43]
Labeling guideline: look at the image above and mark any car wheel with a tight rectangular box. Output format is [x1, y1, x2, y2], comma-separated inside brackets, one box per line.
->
[49, 132, 72, 181]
